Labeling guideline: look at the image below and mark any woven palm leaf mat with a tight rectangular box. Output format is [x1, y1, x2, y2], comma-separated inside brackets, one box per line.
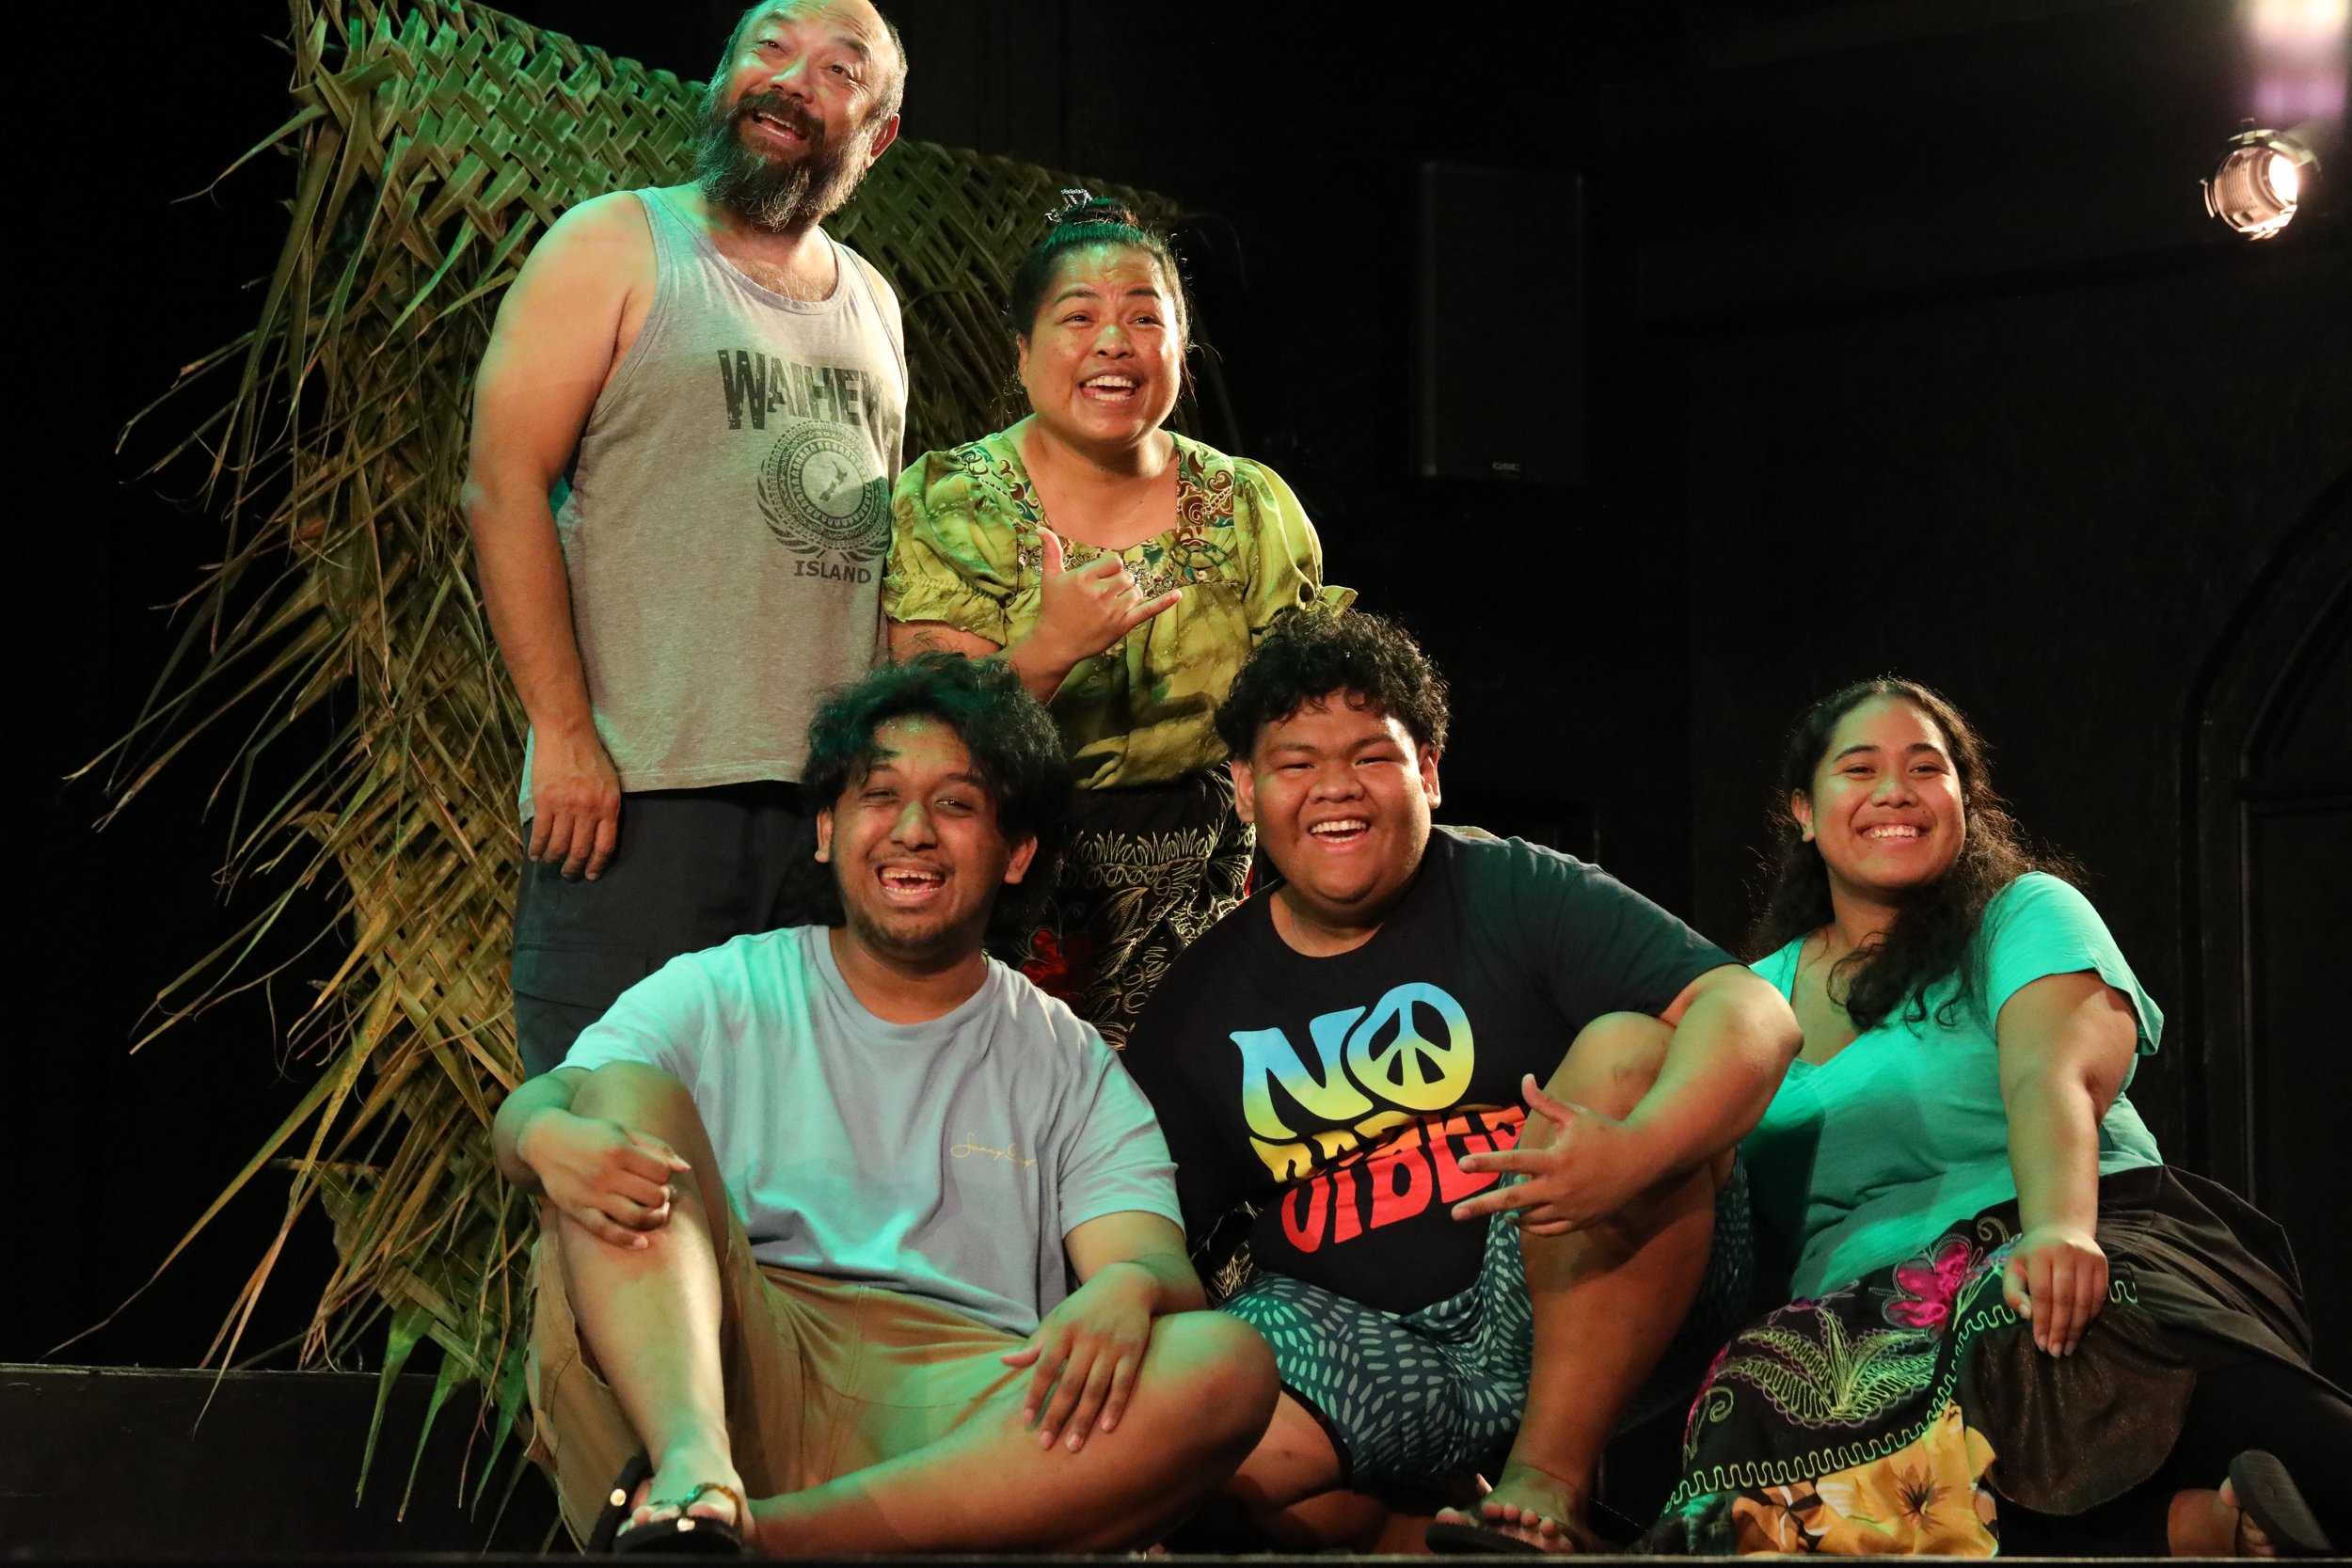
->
[106, 0, 1181, 1476]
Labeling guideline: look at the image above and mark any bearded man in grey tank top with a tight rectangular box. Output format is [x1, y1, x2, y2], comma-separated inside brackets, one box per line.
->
[466, 0, 913, 1075]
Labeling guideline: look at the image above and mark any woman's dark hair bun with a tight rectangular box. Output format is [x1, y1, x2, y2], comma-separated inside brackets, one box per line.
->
[1048, 189, 1137, 230]
[1008, 189, 1192, 344]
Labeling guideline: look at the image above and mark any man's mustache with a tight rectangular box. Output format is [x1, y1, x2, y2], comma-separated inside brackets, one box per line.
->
[734, 90, 824, 150]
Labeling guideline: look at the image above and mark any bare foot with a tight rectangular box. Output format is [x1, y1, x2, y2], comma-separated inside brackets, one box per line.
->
[2169, 1481, 2277, 1558]
[1433, 1461, 1594, 1552]
[623, 1438, 749, 1545]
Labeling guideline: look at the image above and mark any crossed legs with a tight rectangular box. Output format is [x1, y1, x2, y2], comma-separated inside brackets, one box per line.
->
[545, 1061, 1279, 1555]
[1224, 1012, 1724, 1550]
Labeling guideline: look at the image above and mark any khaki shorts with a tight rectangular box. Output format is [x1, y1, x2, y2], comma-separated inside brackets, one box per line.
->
[527, 1198, 1027, 1544]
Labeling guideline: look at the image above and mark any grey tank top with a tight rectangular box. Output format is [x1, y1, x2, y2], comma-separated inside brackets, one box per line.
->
[521, 186, 906, 809]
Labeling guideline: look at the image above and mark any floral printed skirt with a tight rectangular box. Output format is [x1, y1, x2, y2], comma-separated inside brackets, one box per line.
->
[1645, 1166, 2321, 1555]
[1001, 767, 1252, 1050]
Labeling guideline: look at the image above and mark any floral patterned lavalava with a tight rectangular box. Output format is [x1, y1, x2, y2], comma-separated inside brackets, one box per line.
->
[1874, 1234, 2002, 1331]
[1728, 1402, 1999, 1555]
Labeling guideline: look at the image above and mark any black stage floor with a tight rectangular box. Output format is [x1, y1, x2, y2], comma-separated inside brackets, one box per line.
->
[0, 1366, 2246, 1562]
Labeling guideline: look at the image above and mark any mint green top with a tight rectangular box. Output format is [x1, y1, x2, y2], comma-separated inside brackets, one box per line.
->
[1743, 872, 2165, 1300]
[884, 431, 1353, 789]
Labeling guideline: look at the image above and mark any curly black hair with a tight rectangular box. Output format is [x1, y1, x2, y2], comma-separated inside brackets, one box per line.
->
[797, 653, 1073, 930]
[1750, 677, 2075, 1032]
[1215, 609, 1450, 761]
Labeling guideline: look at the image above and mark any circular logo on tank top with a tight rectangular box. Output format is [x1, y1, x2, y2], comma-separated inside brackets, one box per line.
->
[757, 423, 889, 564]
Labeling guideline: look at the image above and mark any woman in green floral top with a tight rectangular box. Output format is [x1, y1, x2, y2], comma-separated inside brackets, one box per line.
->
[885, 197, 1349, 1045]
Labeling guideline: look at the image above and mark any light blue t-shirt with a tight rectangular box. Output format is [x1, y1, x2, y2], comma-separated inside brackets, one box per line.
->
[561, 925, 1182, 1336]
[1743, 873, 2165, 1300]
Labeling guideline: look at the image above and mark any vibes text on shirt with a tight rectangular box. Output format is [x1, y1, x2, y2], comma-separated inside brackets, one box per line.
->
[1229, 980, 1524, 1252]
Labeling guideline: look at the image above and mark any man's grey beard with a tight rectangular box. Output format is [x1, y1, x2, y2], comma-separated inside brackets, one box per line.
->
[694, 89, 870, 234]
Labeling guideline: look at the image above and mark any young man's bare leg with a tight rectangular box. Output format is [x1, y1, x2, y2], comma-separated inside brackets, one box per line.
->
[1218, 1393, 1482, 1550]
[745, 1310, 1278, 1555]
[1451, 1013, 1726, 1548]
[554, 1061, 747, 1533]
[1224, 1392, 1365, 1548]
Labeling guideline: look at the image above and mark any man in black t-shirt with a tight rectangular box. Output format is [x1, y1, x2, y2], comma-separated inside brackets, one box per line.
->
[1120, 611, 1800, 1550]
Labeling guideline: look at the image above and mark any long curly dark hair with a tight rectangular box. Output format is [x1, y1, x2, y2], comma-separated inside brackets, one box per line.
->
[1750, 678, 2073, 1032]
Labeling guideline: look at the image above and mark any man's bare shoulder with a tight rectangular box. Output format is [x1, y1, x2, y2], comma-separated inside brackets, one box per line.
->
[476, 189, 661, 401]
[491, 190, 660, 341]
[528, 188, 659, 269]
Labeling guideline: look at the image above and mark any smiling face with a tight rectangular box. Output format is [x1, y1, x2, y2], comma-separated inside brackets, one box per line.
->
[1016, 243, 1185, 456]
[1793, 696, 1967, 906]
[1234, 692, 1440, 952]
[816, 716, 1036, 968]
[695, 0, 901, 232]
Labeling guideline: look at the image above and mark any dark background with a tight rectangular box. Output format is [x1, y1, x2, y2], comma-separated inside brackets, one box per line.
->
[21, 0, 2348, 1388]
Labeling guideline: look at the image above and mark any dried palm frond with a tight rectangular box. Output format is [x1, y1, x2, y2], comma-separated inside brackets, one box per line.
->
[100, 0, 1177, 1496]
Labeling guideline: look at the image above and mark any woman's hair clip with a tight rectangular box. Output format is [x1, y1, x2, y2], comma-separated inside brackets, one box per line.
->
[1046, 188, 1137, 230]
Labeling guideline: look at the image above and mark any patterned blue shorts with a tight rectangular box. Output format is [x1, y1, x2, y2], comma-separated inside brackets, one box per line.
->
[1221, 1159, 1754, 1488]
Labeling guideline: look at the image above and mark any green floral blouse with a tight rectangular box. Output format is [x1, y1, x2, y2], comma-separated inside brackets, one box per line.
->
[885, 430, 1353, 788]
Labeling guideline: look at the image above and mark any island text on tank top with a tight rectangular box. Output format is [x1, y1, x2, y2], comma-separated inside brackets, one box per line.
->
[519, 185, 906, 811]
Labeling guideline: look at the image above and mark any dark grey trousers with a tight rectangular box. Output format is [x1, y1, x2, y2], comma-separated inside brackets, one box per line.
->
[511, 782, 827, 1077]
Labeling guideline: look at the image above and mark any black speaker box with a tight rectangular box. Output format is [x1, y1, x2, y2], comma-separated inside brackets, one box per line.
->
[1413, 163, 1586, 486]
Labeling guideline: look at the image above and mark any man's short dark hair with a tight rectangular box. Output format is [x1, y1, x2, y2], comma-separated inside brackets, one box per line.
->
[1215, 610, 1451, 761]
[800, 654, 1073, 927]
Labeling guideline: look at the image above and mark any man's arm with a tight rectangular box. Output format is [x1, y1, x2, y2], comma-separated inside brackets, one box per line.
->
[1632, 962, 1803, 1173]
[491, 1064, 690, 1249]
[888, 618, 1001, 660]
[489, 1067, 585, 1184]
[1066, 1210, 1207, 1314]
[1454, 964, 1799, 1229]
[461, 193, 649, 880]
[1116, 1020, 1256, 1257]
[1001, 1212, 1205, 1456]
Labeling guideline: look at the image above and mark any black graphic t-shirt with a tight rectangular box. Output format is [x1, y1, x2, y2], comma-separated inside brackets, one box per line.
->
[1120, 830, 1735, 1314]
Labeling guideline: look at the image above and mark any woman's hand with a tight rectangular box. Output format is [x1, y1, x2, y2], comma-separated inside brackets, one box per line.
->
[517, 1107, 691, 1249]
[2001, 1223, 2107, 1355]
[1994, 971, 2136, 1357]
[1021, 526, 1182, 676]
[1000, 1259, 1157, 1454]
[1449, 1074, 1659, 1235]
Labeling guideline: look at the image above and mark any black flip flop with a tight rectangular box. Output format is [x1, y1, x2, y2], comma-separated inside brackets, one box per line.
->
[613, 1481, 748, 1557]
[585, 1454, 651, 1555]
[2229, 1449, 2334, 1558]
[1425, 1518, 1546, 1555]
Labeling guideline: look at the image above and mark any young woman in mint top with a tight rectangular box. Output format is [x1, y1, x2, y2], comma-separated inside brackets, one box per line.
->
[1650, 679, 2345, 1558]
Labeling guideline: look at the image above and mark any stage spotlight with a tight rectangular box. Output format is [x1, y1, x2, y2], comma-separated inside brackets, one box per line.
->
[2204, 127, 2320, 237]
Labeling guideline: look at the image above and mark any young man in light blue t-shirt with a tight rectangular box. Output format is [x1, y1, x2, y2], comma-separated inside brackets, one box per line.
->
[492, 654, 1276, 1554]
